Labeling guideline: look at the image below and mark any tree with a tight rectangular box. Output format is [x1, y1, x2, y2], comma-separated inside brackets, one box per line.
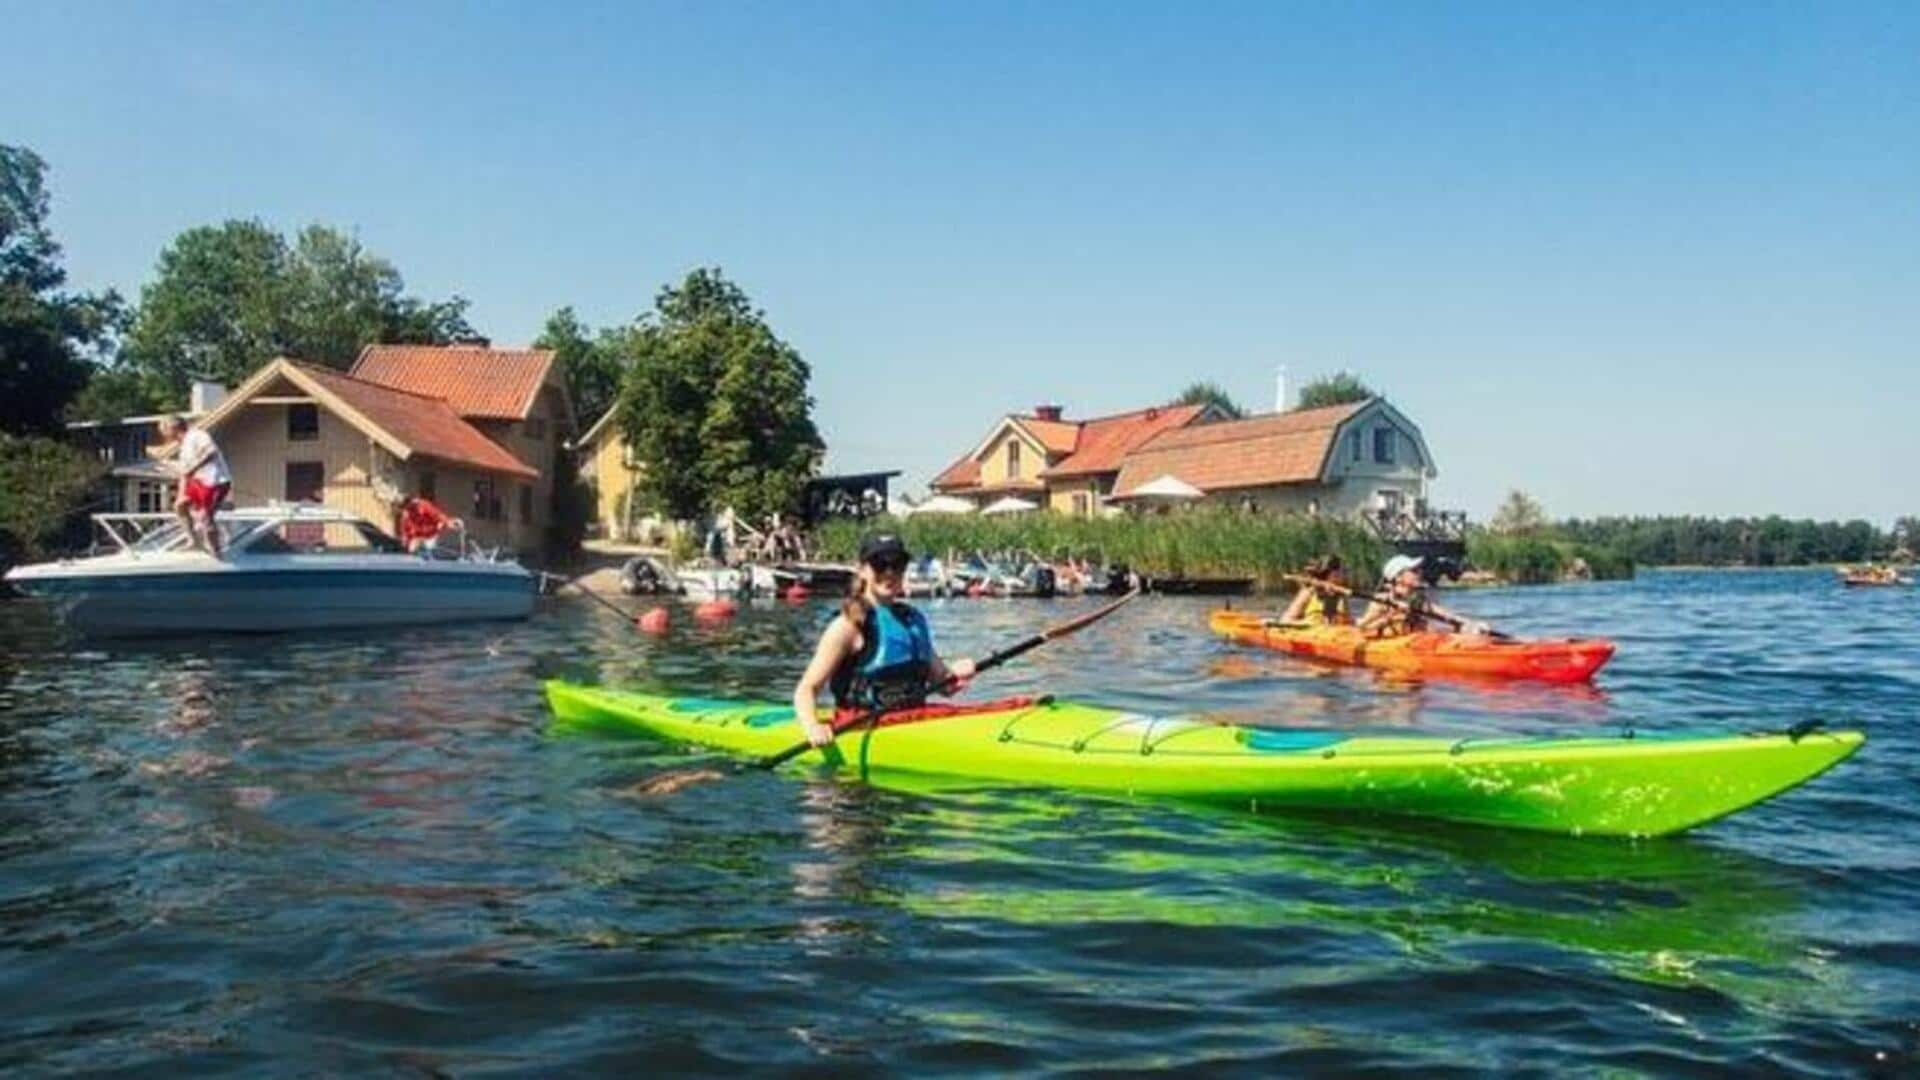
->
[0, 434, 104, 567]
[66, 367, 167, 422]
[535, 306, 623, 426]
[615, 268, 823, 522]
[1490, 490, 1548, 535]
[1, 145, 124, 434]
[1294, 371, 1375, 410]
[1172, 380, 1245, 419]
[120, 220, 472, 404]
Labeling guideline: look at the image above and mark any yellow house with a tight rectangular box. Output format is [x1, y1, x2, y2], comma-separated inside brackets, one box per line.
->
[196, 344, 573, 554]
[931, 403, 1218, 515]
[574, 406, 645, 541]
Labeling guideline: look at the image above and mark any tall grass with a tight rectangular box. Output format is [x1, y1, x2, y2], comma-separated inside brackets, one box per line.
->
[814, 510, 1388, 592]
[1466, 532, 1635, 584]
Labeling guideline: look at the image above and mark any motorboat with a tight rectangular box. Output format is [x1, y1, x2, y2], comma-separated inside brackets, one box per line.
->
[676, 566, 747, 600]
[3, 504, 536, 636]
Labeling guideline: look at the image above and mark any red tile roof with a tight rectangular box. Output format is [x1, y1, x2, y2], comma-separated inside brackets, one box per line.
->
[931, 455, 981, 491]
[1112, 400, 1371, 496]
[1045, 403, 1210, 478]
[297, 364, 539, 479]
[351, 344, 557, 420]
[1013, 416, 1082, 455]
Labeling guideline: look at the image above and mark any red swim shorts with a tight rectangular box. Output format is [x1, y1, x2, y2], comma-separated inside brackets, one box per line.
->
[182, 478, 231, 515]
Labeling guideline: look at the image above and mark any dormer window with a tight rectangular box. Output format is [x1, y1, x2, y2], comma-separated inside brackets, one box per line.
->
[1008, 440, 1022, 479]
[1373, 427, 1396, 464]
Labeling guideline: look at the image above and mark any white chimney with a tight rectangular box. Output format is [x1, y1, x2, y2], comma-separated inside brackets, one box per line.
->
[1274, 365, 1289, 413]
[189, 380, 228, 415]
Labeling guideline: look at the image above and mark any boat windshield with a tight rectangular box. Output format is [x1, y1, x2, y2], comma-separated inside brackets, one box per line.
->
[129, 518, 261, 553]
[236, 519, 404, 555]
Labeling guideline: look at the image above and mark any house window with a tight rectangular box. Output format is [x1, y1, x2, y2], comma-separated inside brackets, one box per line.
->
[1373, 427, 1396, 464]
[288, 403, 319, 441]
[518, 484, 533, 524]
[135, 480, 171, 513]
[525, 418, 547, 441]
[417, 470, 436, 501]
[1008, 440, 1022, 479]
[475, 478, 503, 521]
[1348, 430, 1361, 462]
[285, 462, 325, 503]
[1072, 493, 1090, 516]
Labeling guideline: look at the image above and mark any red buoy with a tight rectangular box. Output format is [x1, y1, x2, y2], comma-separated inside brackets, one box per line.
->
[782, 584, 810, 602]
[636, 606, 671, 634]
[694, 598, 738, 621]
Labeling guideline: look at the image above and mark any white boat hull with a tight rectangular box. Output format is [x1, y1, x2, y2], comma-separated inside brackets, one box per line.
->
[7, 557, 536, 636]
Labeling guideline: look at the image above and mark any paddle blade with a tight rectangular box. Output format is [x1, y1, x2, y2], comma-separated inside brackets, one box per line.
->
[621, 767, 730, 798]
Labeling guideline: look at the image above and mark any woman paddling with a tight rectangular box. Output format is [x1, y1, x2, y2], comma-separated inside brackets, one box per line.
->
[1358, 555, 1493, 639]
[1281, 555, 1353, 625]
[793, 533, 978, 748]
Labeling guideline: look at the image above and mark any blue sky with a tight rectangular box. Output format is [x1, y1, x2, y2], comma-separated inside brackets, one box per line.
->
[8, 2, 1917, 521]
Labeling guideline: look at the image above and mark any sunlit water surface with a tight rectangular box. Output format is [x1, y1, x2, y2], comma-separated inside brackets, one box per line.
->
[2, 569, 1915, 1073]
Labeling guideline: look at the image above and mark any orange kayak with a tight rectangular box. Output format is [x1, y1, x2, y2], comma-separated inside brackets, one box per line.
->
[1210, 610, 1616, 684]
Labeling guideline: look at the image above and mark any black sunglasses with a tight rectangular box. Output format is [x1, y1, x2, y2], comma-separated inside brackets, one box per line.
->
[867, 554, 909, 573]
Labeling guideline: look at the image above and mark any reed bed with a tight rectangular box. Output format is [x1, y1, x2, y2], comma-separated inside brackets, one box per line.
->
[814, 511, 1389, 592]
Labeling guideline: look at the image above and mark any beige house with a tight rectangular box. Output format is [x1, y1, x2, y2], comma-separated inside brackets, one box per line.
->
[932, 397, 1437, 519]
[196, 344, 574, 553]
[574, 406, 645, 541]
[1110, 398, 1436, 516]
[931, 403, 1220, 516]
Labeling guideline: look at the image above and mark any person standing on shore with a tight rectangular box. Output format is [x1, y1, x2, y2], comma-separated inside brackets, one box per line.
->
[156, 415, 232, 558]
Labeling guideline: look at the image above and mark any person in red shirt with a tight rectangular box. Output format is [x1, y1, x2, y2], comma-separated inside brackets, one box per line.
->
[397, 494, 463, 556]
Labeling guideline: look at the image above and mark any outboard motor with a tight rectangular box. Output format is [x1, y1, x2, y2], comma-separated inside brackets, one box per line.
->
[1029, 564, 1057, 599]
[620, 556, 665, 596]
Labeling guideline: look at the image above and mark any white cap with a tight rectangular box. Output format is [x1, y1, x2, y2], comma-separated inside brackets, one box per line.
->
[1382, 554, 1425, 581]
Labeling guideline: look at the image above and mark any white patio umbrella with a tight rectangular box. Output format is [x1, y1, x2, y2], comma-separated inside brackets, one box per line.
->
[1118, 474, 1205, 504]
[903, 493, 978, 516]
[981, 495, 1041, 516]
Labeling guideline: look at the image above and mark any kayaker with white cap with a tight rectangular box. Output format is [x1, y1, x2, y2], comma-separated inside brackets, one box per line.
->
[791, 532, 978, 748]
[1358, 554, 1493, 639]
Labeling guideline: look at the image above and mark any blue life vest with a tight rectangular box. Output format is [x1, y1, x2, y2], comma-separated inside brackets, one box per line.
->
[831, 602, 935, 710]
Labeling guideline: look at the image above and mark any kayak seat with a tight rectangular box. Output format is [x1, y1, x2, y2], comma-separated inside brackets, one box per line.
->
[1239, 729, 1350, 753]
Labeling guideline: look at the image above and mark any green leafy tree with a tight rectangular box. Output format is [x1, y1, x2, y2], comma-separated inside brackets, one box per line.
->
[1172, 380, 1245, 418]
[535, 306, 623, 426]
[1294, 371, 1375, 410]
[1, 145, 125, 434]
[615, 269, 823, 522]
[66, 367, 167, 422]
[121, 220, 471, 403]
[0, 434, 104, 567]
[1490, 490, 1548, 535]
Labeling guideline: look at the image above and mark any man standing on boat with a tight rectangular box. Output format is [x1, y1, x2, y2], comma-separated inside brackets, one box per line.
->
[397, 493, 464, 556]
[157, 415, 232, 558]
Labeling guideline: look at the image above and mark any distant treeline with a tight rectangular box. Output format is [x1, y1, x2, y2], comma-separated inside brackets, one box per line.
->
[1554, 516, 1913, 568]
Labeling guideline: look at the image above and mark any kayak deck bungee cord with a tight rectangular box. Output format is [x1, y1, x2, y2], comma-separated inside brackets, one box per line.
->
[545, 681, 1860, 837]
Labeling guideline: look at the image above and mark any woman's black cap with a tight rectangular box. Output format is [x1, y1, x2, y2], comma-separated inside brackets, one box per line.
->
[858, 533, 911, 565]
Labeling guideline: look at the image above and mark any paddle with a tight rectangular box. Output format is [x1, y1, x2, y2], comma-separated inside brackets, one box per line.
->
[625, 587, 1143, 796]
[540, 570, 640, 624]
[1282, 572, 1511, 641]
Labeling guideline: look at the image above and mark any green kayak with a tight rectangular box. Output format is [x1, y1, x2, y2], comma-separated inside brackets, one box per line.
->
[544, 681, 1863, 838]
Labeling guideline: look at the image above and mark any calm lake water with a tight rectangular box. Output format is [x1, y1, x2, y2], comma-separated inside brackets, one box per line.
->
[2, 569, 1915, 1074]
